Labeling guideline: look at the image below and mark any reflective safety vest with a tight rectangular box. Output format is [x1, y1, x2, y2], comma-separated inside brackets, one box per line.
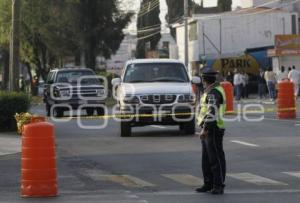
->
[197, 85, 226, 129]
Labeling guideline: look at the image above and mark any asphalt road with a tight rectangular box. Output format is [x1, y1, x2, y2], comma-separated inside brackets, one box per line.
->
[0, 103, 300, 203]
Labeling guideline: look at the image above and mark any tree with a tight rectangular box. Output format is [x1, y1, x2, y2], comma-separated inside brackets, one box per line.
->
[136, 0, 161, 58]
[0, 0, 12, 90]
[165, 0, 201, 39]
[20, 0, 76, 81]
[75, 0, 133, 69]
[218, 0, 232, 12]
[0, 0, 133, 92]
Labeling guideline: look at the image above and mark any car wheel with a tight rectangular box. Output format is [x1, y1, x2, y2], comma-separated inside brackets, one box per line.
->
[120, 121, 131, 137]
[86, 108, 94, 116]
[182, 118, 195, 135]
[179, 124, 184, 131]
[53, 107, 64, 118]
[96, 107, 105, 116]
[46, 104, 51, 117]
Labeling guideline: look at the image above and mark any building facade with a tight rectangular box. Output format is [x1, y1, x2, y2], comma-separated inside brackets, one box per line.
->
[174, 7, 298, 76]
[106, 34, 137, 75]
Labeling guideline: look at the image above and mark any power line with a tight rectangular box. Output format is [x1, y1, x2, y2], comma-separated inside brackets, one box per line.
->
[137, 31, 160, 41]
[235, 0, 281, 13]
[189, 0, 300, 20]
[138, 23, 161, 31]
[139, 0, 159, 14]
[137, 26, 161, 33]
[138, 0, 160, 17]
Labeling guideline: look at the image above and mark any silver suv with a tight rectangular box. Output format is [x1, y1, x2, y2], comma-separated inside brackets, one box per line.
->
[112, 59, 201, 137]
[44, 68, 106, 117]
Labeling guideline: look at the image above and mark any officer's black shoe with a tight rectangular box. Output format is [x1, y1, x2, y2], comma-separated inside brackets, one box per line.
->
[195, 185, 212, 193]
[211, 187, 224, 195]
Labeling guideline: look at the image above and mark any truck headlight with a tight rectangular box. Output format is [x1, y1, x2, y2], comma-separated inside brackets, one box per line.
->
[178, 94, 196, 103]
[96, 89, 105, 96]
[59, 90, 70, 97]
[122, 95, 140, 104]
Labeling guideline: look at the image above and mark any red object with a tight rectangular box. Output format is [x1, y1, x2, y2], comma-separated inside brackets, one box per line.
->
[21, 118, 58, 197]
[221, 81, 234, 114]
[277, 81, 296, 119]
[192, 84, 198, 94]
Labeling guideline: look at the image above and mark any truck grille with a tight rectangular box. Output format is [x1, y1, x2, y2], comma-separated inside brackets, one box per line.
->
[71, 87, 102, 97]
[140, 94, 176, 104]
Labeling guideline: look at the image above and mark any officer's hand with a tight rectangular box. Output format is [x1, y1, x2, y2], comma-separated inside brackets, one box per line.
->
[199, 129, 208, 140]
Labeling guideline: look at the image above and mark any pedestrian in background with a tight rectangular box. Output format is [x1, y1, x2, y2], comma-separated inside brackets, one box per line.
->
[226, 71, 234, 85]
[264, 67, 277, 101]
[241, 71, 249, 99]
[233, 70, 243, 101]
[288, 66, 300, 99]
[258, 70, 266, 99]
[277, 66, 288, 82]
[196, 70, 226, 195]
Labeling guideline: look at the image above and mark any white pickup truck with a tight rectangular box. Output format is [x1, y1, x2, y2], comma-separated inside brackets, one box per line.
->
[112, 59, 201, 137]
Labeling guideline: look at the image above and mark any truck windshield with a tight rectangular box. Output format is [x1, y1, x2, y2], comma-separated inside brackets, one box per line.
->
[123, 63, 189, 83]
[56, 70, 101, 85]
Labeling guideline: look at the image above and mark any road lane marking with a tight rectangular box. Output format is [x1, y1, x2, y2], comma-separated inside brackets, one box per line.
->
[83, 170, 155, 188]
[295, 123, 300, 126]
[227, 173, 287, 186]
[150, 125, 167, 129]
[121, 175, 155, 187]
[99, 175, 154, 188]
[263, 117, 300, 122]
[230, 140, 259, 147]
[282, 171, 300, 178]
[162, 174, 203, 186]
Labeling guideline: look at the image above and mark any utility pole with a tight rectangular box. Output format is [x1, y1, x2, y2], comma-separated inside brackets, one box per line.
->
[9, 0, 21, 92]
[184, 0, 189, 74]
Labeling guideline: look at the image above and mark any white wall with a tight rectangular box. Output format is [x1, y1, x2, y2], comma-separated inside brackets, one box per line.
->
[279, 56, 300, 70]
[157, 33, 179, 59]
[176, 11, 296, 63]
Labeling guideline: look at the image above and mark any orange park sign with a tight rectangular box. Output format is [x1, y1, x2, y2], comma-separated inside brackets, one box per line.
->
[212, 55, 260, 75]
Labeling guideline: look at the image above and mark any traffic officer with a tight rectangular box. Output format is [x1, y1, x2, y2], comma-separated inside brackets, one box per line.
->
[196, 70, 226, 195]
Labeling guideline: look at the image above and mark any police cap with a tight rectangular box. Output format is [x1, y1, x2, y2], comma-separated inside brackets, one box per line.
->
[201, 69, 218, 83]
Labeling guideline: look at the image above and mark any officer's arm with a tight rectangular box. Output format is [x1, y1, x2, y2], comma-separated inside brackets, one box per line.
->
[202, 90, 222, 130]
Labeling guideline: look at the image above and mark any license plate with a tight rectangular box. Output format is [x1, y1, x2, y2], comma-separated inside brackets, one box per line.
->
[78, 100, 87, 104]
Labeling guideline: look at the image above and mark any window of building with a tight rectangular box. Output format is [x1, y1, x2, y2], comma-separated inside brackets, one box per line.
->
[189, 22, 198, 41]
[291, 14, 297, 34]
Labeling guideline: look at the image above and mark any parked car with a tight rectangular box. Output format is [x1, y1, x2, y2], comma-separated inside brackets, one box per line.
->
[44, 68, 106, 117]
[112, 59, 201, 137]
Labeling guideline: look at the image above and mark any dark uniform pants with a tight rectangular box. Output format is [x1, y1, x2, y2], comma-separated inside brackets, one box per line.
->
[201, 127, 226, 188]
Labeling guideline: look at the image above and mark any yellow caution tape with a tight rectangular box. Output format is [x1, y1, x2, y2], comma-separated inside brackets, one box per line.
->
[52, 107, 298, 120]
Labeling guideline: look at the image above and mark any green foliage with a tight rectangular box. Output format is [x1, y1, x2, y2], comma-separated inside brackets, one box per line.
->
[136, 0, 161, 58]
[0, 0, 11, 48]
[0, 91, 30, 131]
[74, 0, 134, 69]
[0, 0, 133, 82]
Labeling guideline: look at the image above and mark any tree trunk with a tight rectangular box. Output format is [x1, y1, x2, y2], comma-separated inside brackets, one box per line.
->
[84, 49, 96, 70]
[1, 50, 9, 90]
[24, 62, 35, 95]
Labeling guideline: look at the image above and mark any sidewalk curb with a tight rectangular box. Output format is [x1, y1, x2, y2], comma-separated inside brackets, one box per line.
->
[0, 132, 21, 156]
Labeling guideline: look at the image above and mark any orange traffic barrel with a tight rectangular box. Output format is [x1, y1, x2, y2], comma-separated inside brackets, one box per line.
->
[221, 81, 234, 114]
[21, 117, 58, 197]
[277, 81, 296, 119]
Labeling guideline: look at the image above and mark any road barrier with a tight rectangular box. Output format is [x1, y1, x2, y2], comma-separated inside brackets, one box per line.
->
[277, 81, 296, 119]
[21, 116, 58, 197]
[221, 81, 234, 114]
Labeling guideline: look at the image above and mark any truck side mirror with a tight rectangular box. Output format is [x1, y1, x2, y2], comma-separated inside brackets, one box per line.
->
[191, 76, 201, 84]
[111, 78, 121, 86]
